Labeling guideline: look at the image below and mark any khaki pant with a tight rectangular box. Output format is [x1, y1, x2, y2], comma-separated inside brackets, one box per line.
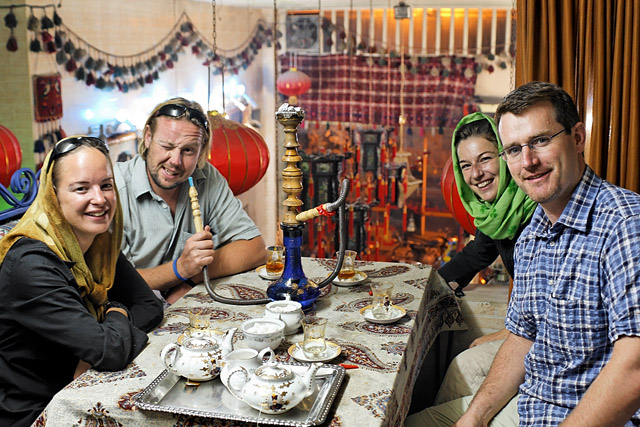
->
[404, 394, 520, 427]
[434, 339, 505, 405]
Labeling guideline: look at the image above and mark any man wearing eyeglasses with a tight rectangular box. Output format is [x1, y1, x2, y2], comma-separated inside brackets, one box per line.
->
[114, 97, 266, 305]
[407, 82, 640, 426]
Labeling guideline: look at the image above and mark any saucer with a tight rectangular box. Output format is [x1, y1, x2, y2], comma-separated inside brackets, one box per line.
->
[288, 341, 342, 363]
[332, 271, 368, 286]
[359, 304, 406, 324]
[255, 265, 282, 280]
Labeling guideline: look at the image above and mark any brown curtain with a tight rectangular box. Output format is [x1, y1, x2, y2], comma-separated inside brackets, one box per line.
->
[516, 0, 640, 192]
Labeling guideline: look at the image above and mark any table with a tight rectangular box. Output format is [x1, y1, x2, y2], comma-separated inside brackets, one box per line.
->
[39, 258, 465, 426]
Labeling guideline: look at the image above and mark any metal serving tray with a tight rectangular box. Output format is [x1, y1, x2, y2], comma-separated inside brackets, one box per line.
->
[133, 363, 345, 426]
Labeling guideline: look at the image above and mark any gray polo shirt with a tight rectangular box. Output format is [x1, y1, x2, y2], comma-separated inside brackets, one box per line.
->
[114, 155, 261, 271]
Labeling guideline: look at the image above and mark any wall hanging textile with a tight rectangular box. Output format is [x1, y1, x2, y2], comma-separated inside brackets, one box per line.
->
[33, 73, 62, 122]
[281, 54, 478, 129]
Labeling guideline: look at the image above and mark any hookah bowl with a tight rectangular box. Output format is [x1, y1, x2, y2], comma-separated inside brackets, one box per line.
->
[266, 223, 320, 311]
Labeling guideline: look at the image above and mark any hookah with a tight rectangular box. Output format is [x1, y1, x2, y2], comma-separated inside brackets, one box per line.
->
[193, 103, 350, 310]
[266, 103, 350, 311]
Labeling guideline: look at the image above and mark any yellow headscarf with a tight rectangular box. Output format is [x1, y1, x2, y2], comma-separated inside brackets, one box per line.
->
[0, 147, 123, 321]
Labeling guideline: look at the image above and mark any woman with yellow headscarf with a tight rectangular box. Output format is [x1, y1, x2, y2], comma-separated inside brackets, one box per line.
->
[0, 136, 163, 427]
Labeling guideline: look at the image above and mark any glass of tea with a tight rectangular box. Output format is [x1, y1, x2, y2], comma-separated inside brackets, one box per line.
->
[336, 250, 357, 281]
[265, 245, 285, 275]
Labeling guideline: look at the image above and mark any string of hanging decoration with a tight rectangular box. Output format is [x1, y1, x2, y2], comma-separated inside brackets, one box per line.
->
[2, 4, 282, 92]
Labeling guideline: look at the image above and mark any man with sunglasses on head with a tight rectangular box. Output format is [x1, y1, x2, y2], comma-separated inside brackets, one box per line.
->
[407, 82, 640, 426]
[114, 98, 266, 306]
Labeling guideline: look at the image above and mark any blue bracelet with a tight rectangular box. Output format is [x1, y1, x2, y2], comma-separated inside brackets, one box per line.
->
[172, 258, 188, 282]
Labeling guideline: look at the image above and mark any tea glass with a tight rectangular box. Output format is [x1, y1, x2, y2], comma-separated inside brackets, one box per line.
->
[370, 282, 395, 319]
[188, 306, 211, 335]
[265, 245, 285, 275]
[336, 250, 357, 281]
[300, 316, 328, 357]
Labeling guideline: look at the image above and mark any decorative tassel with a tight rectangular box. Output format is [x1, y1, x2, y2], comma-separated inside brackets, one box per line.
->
[54, 30, 63, 48]
[45, 40, 56, 53]
[74, 67, 86, 81]
[27, 10, 39, 31]
[85, 71, 96, 86]
[29, 38, 41, 53]
[390, 176, 396, 205]
[4, 9, 17, 29]
[40, 30, 53, 43]
[6, 34, 18, 52]
[73, 48, 87, 61]
[53, 10, 62, 26]
[41, 14, 54, 30]
[402, 205, 407, 233]
[95, 76, 107, 89]
[63, 39, 75, 54]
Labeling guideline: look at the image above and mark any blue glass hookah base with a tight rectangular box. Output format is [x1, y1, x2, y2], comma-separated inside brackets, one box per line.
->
[266, 223, 320, 311]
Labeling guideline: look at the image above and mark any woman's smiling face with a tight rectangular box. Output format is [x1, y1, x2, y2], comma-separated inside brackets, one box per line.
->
[55, 147, 116, 253]
[457, 136, 501, 202]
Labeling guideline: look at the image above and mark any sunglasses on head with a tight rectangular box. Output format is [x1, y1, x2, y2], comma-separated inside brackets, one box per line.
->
[153, 103, 209, 133]
[46, 136, 109, 174]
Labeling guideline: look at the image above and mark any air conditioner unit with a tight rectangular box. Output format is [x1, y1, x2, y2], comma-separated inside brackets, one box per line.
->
[394, 2, 411, 20]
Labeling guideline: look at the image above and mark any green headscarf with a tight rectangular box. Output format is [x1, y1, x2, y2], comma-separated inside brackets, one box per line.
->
[451, 112, 536, 240]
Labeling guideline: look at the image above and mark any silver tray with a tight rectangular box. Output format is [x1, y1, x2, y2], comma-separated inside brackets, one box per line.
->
[133, 362, 345, 426]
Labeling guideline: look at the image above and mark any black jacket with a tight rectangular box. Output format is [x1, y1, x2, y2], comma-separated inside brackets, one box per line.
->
[438, 222, 528, 289]
[0, 238, 163, 427]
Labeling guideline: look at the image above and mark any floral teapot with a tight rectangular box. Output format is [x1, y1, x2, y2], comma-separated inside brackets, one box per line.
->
[225, 352, 321, 414]
[160, 329, 235, 382]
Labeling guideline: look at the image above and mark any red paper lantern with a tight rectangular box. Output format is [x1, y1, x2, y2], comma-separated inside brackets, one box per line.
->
[276, 68, 311, 104]
[0, 124, 23, 187]
[208, 113, 270, 196]
[440, 156, 475, 235]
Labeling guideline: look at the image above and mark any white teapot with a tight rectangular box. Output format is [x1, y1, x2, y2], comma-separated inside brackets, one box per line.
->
[225, 352, 321, 414]
[160, 329, 235, 382]
[220, 347, 273, 389]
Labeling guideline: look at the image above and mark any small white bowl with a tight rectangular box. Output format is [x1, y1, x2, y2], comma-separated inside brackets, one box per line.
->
[264, 300, 304, 335]
[240, 318, 285, 351]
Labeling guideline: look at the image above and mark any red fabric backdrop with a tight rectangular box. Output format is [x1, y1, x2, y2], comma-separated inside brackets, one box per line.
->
[281, 54, 478, 129]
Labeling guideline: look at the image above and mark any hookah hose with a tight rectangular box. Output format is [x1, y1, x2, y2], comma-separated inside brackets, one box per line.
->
[298, 179, 351, 289]
[188, 178, 270, 305]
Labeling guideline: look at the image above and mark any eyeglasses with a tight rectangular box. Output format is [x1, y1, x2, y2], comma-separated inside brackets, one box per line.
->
[152, 103, 209, 133]
[499, 128, 567, 161]
[46, 136, 109, 174]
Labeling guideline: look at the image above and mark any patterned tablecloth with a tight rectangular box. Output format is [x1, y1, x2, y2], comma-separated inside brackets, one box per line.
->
[37, 258, 465, 427]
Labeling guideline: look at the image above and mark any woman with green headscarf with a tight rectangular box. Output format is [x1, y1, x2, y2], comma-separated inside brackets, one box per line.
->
[438, 112, 536, 296]
[406, 114, 536, 425]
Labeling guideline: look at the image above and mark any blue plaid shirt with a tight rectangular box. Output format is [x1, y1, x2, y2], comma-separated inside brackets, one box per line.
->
[506, 167, 640, 426]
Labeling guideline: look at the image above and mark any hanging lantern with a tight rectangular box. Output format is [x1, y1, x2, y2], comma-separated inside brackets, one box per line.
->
[276, 67, 311, 105]
[440, 156, 475, 235]
[0, 124, 23, 187]
[207, 112, 270, 195]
